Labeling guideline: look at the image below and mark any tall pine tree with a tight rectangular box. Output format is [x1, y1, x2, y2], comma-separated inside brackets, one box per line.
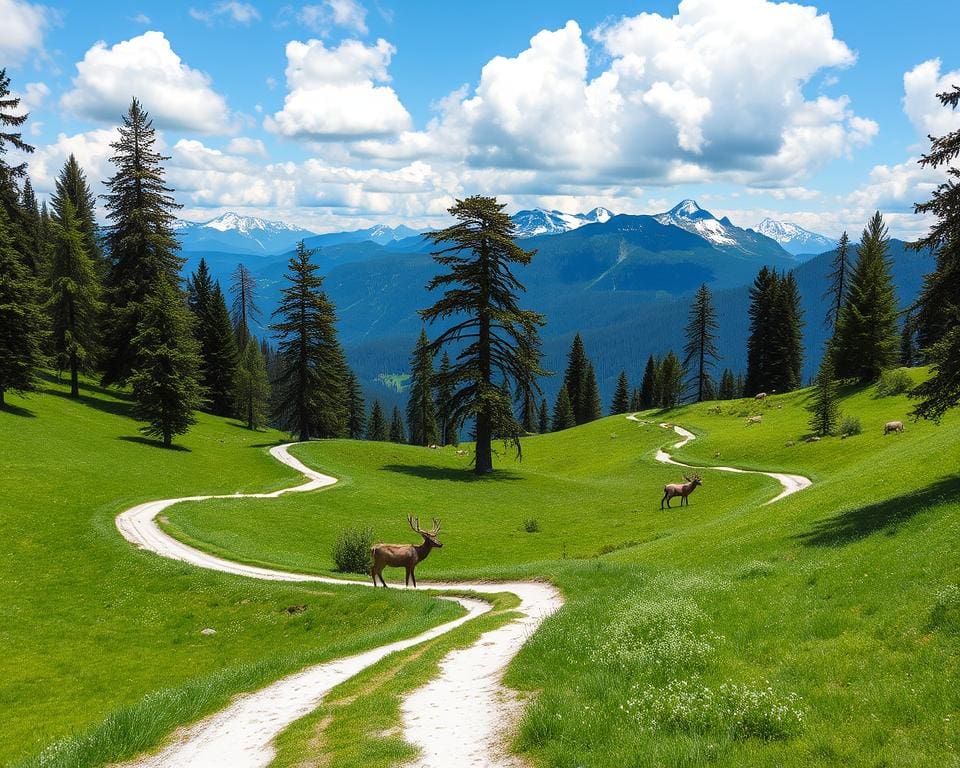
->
[683, 283, 720, 402]
[538, 398, 549, 434]
[658, 351, 684, 408]
[745, 267, 778, 395]
[640, 355, 657, 409]
[419, 196, 546, 474]
[52, 154, 103, 274]
[47, 198, 102, 397]
[769, 272, 804, 392]
[187, 260, 238, 416]
[233, 337, 270, 430]
[129, 277, 203, 448]
[367, 400, 387, 441]
[521, 387, 538, 433]
[563, 333, 590, 423]
[0, 69, 34, 273]
[833, 212, 899, 383]
[270, 241, 348, 440]
[230, 263, 260, 349]
[552, 384, 576, 431]
[406, 329, 439, 446]
[823, 231, 851, 331]
[808, 350, 840, 437]
[718, 368, 736, 400]
[389, 405, 406, 443]
[610, 370, 631, 415]
[100, 98, 183, 386]
[581, 362, 602, 423]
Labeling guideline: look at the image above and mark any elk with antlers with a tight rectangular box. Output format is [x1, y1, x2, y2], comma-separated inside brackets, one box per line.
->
[370, 516, 442, 588]
[661, 474, 702, 509]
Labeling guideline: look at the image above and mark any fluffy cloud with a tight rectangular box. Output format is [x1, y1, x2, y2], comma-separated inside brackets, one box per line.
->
[266, 37, 411, 139]
[24, 127, 119, 196]
[61, 31, 234, 134]
[903, 58, 960, 139]
[226, 137, 268, 156]
[298, 0, 368, 36]
[189, 2, 260, 25]
[356, 1, 874, 190]
[0, 0, 53, 64]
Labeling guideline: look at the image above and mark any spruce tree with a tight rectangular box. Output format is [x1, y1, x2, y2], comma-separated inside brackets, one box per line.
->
[718, 368, 736, 400]
[406, 329, 438, 446]
[683, 283, 720, 402]
[419, 195, 546, 474]
[435, 351, 456, 445]
[389, 405, 406, 443]
[129, 278, 203, 447]
[745, 267, 778, 395]
[230, 263, 260, 348]
[270, 241, 348, 440]
[346, 371, 366, 439]
[834, 212, 899, 383]
[563, 332, 589, 423]
[909, 85, 960, 420]
[47, 198, 102, 397]
[551, 384, 576, 431]
[610, 370, 631, 415]
[581, 362, 602, 423]
[100, 98, 182, 386]
[823, 231, 851, 331]
[521, 387, 538, 433]
[0, 69, 34, 269]
[367, 400, 387, 440]
[20, 178, 44, 275]
[538, 398, 549, 434]
[52, 154, 103, 274]
[233, 337, 270, 430]
[658, 351, 684, 408]
[187, 260, 238, 416]
[0, 205, 45, 405]
[808, 350, 840, 437]
[629, 387, 642, 412]
[769, 272, 804, 392]
[640, 355, 657, 408]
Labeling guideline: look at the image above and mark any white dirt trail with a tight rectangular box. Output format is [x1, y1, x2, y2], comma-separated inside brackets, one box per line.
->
[115, 443, 562, 768]
[627, 415, 812, 503]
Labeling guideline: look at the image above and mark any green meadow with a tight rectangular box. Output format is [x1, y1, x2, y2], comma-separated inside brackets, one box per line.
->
[0, 376, 461, 768]
[162, 370, 960, 767]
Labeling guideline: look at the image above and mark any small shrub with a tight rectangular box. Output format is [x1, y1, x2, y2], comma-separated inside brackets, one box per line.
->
[523, 518, 540, 533]
[876, 369, 913, 397]
[840, 415, 862, 436]
[331, 526, 375, 574]
[928, 584, 960, 632]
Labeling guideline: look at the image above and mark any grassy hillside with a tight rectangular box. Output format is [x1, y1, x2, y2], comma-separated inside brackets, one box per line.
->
[0, 377, 461, 768]
[164, 372, 959, 767]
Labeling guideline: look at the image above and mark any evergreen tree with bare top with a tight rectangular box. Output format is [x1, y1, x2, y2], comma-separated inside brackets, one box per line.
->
[823, 231, 851, 331]
[406, 329, 438, 446]
[420, 195, 546, 474]
[683, 283, 720, 402]
[230, 263, 260, 349]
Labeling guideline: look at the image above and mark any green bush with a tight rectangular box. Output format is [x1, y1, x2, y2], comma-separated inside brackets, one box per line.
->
[840, 415, 862, 436]
[331, 526, 375, 573]
[523, 518, 540, 533]
[876, 369, 913, 397]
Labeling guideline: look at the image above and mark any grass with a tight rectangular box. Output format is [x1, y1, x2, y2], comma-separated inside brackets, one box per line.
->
[0, 375, 462, 768]
[162, 372, 960, 767]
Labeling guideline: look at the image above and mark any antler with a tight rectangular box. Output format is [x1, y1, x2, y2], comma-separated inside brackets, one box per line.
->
[408, 515, 421, 533]
[430, 517, 441, 535]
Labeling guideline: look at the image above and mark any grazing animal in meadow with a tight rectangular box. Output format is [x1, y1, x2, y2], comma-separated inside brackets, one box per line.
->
[755, 392, 767, 401]
[746, 415, 762, 425]
[370, 516, 442, 588]
[884, 420, 904, 435]
[661, 474, 702, 509]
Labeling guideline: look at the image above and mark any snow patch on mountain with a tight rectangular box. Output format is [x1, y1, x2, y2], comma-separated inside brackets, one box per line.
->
[654, 200, 738, 246]
[513, 207, 615, 238]
[755, 218, 837, 256]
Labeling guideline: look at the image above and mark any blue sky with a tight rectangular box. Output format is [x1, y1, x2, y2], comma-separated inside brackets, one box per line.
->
[3, 0, 959, 238]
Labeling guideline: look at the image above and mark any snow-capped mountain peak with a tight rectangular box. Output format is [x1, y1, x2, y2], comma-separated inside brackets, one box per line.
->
[512, 206, 617, 238]
[666, 199, 712, 220]
[655, 200, 738, 245]
[755, 218, 837, 257]
[200, 212, 303, 235]
[176, 212, 316, 255]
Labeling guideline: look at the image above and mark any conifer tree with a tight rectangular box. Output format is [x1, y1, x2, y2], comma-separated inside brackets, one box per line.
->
[187, 260, 238, 416]
[640, 355, 657, 409]
[19, 178, 44, 275]
[233, 337, 270, 430]
[824, 231, 851, 331]
[521, 387, 538, 433]
[420, 195, 546, 474]
[629, 387, 642, 412]
[769, 272, 804, 392]
[367, 400, 387, 440]
[0, 205, 45, 405]
[833, 212, 899, 383]
[581, 362, 602, 423]
[435, 351, 456, 445]
[100, 98, 182, 386]
[808, 350, 840, 437]
[683, 283, 720, 402]
[735, 373, 746, 399]
[538, 398, 549, 434]
[610, 370, 631, 415]
[52, 154, 102, 274]
[745, 267, 778, 395]
[230, 263, 260, 349]
[563, 332, 590, 423]
[658, 351, 684, 408]
[406, 329, 438, 446]
[47, 199, 102, 397]
[718, 368, 736, 400]
[900, 314, 916, 368]
[0, 69, 34, 267]
[909, 84, 960, 420]
[551, 384, 576, 431]
[270, 241, 348, 440]
[346, 371, 366, 439]
[129, 278, 203, 447]
[389, 405, 406, 443]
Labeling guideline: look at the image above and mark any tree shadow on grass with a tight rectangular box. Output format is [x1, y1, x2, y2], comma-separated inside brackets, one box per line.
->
[117, 435, 192, 452]
[795, 475, 960, 547]
[0, 401, 36, 417]
[381, 464, 522, 482]
[46, 388, 137, 419]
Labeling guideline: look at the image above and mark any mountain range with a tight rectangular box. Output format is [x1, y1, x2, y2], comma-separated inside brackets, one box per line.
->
[756, 218, 838, 256]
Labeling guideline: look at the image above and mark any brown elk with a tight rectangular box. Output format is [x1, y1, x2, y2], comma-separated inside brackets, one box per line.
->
[370, 516, 442, 588]
[661, 474, 702, 509]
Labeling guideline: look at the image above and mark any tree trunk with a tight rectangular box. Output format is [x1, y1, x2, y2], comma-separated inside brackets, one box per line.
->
[0, 388, 5, 407]
[163, 429, 172, 448]
[70, 351, 79, 398]
[474, 412, 493, 474]
[247, 397, 253, 430]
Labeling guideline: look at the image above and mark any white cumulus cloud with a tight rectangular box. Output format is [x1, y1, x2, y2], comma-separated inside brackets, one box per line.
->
[61, 31, 234, 134]
[0, 0, 53, 64]
[903, 58, 960, 139]
[298, 0, 368, 36]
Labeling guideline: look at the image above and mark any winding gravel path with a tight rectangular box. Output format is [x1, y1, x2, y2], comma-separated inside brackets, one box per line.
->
[115, 443, 562, 768]
[630, 416, 812, 504]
